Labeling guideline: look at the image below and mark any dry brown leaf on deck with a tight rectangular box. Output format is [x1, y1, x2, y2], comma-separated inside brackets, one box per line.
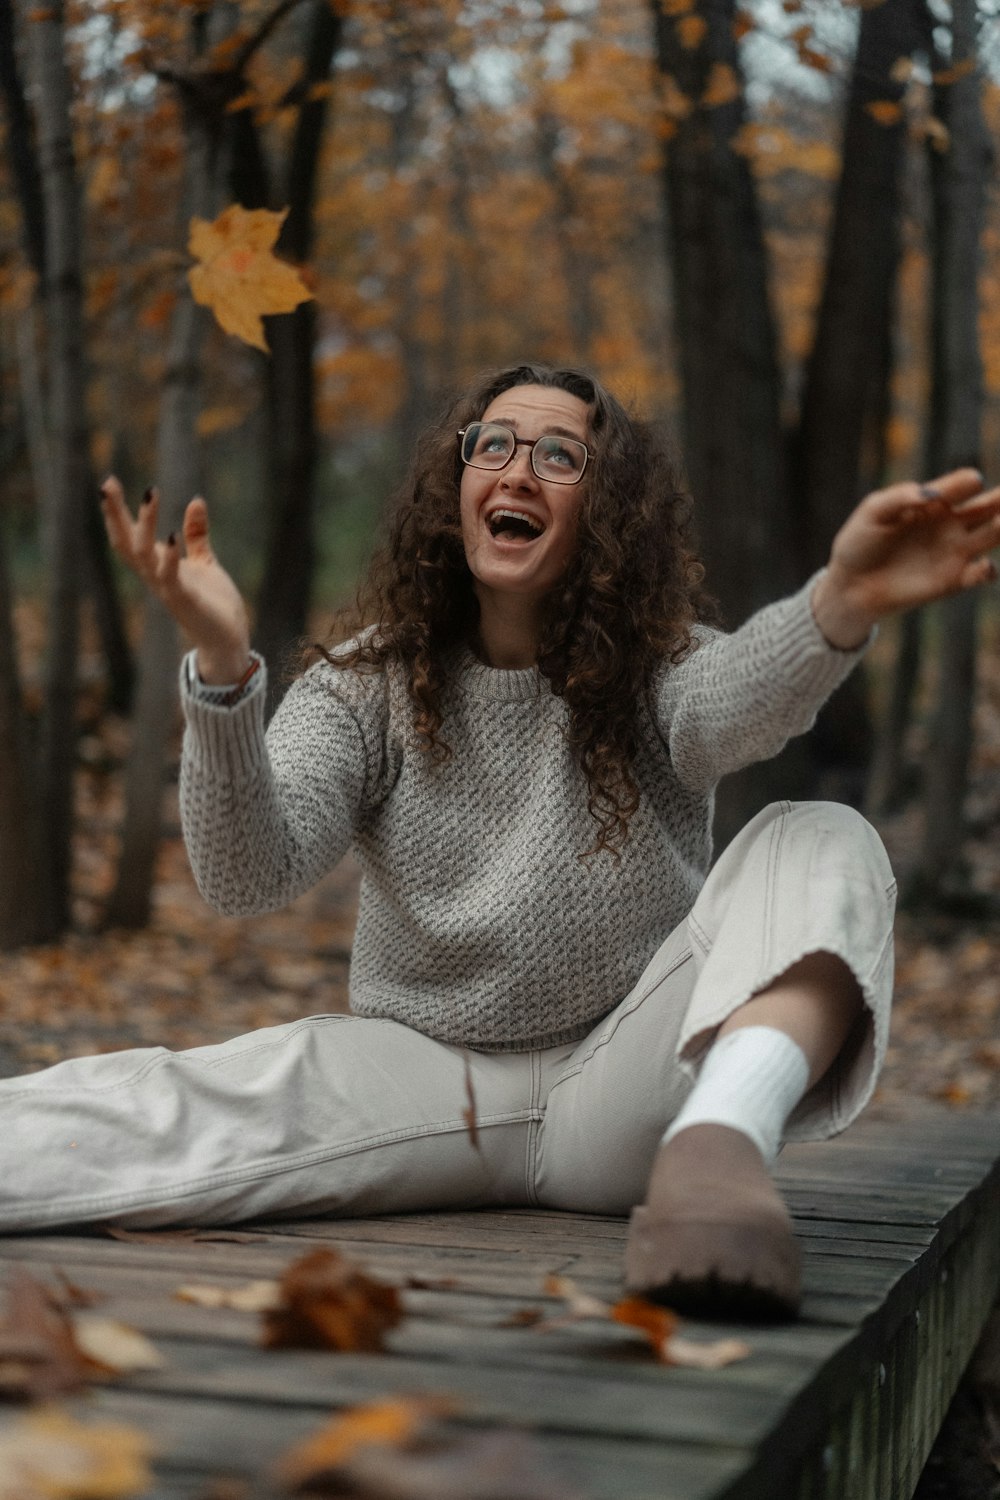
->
[0, 1403, 154, 1499]
[262, 1249, 403, 1352]
[612, 1297, 750, 1367]
[662, 1333, 752, 1369]
[461, 1051, 481, 1152]
[273, 1400, 581, 1499]
[539, 1273, 611, 1324]
[274, 1395, 455, 1487]
[104, 1226, 271, 1246]
[0, 1270, 91, 1400]
[175, 1279, 281, 1313]
[70, 1316, 164, 1374]
[53, 1271, 104, 1309]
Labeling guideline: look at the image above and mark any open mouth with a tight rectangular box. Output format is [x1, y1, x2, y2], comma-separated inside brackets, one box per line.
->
[485, 507, 545, 543]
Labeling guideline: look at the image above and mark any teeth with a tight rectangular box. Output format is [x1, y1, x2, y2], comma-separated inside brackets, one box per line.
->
[487, 508, 544, 537]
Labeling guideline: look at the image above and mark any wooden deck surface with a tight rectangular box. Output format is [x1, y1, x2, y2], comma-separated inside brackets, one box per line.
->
[1, 1106, 997, 1500]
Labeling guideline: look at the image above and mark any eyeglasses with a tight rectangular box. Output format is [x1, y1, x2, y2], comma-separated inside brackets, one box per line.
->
[458, 422, 591, 485]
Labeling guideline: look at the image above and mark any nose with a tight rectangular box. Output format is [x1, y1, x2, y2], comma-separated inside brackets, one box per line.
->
[500, 446, 538, 490]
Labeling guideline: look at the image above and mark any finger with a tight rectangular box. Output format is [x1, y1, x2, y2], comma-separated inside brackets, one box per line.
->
[949, 484, 1000, 523]
[133, 486, 160, 569]
[924, 466, 986, 504]
[960, 555, 999, 591]
[99, 475, 135, 557]
[153, 531, 182, 596]
[959, 509, 1000, 551]
[867, 468, 986, 527]
[182, 497, 215, 563]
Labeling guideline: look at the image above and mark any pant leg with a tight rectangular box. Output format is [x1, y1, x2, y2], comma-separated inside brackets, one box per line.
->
[0, 1015, 541, 1232]
[535, 800, 897, 1214]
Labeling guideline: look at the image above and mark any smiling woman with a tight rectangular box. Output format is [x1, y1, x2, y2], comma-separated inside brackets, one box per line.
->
[6, 362, 1000, 1327]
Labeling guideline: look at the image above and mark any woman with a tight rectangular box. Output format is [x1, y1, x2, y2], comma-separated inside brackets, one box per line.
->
[5, 364, 999, 1322]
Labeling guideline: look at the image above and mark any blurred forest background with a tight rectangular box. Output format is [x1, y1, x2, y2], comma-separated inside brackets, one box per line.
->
[0, 0, 999, 1122]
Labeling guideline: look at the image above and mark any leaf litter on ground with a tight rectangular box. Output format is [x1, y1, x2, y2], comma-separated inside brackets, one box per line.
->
[272, 1395, 582, 1500]
[0, 1405, 154, 1500]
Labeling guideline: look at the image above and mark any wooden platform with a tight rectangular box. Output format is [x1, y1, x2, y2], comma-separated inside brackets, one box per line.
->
[0, 1108, 997, 1499]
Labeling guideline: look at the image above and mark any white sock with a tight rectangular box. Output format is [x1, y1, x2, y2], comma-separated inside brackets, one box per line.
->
[663, 1025, 810, 1166]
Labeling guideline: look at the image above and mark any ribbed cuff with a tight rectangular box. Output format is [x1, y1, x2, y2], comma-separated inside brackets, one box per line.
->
[180, 651, 268, 779]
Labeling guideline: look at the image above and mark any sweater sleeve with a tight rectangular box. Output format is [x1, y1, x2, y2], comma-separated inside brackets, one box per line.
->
[651, 573, 870, 793]
[179, 656, 392, 915]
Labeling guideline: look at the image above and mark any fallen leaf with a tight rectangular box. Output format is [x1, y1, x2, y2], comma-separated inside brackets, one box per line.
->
[70, 1316, 164, 1374]
[327, 1429, 582, 1499]
[274, 1405, 580, 1499]
[176, 1279, 281, 1313]
[275, 1395, 453, 1487]
[663, 1333, 752, 1369]
[53, 1272, 104, 1309]
[0, 1404, 153, 1499]
[461, 1052, 481, 1152]
[611, 1295, 679, 1354]
[541, 1274, 611, 1322]
[262, 1248, 403, 1352]
[0, 1271, 90, 1400]
[188, 204, 313, 353]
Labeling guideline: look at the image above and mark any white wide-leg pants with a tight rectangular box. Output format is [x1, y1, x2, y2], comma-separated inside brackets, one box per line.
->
[1, 802, 896, 1231]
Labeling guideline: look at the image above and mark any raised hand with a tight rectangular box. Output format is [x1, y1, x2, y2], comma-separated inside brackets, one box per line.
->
[811, 468, 1000, 650]
[100, 476, 252, 684]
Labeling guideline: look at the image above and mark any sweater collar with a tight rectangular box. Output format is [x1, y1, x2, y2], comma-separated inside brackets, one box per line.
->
[455, 646, 549, 703]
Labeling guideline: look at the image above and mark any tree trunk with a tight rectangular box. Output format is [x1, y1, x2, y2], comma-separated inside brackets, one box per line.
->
[651, 0, 812, 848]
[105, 132, 217, 930]
[0, 466, 50, 947]
[28, 0, 90, 931]
[790, 0, 932, 807]
[912, 0, 991, 904]
[253, 0, 343, 691]
[650, 0, 792, 627]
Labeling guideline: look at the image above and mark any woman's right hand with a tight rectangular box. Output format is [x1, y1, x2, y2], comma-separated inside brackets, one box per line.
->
[100, 476, 253, 684]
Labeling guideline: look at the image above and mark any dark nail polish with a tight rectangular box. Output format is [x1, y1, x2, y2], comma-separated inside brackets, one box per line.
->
[919, 484, 943, 502]
[167, 532, 176, 546]
[142, 487, 154, 505]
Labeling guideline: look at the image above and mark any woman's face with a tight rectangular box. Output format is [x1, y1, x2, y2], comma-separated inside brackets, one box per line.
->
[459, 384, 591, 609]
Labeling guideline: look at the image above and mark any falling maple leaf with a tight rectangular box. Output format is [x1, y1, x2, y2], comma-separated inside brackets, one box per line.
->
[188, 204, 313, 353]
[261, 1248, 403, 1352]
[0, 1405, 153, 1500]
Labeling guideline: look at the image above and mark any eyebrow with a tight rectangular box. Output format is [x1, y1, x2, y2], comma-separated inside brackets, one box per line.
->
[492, 417, 588, 442]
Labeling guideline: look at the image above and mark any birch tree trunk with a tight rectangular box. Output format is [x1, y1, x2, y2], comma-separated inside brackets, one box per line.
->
[912, 0, 991, 904]
[28, 0, 90, 930]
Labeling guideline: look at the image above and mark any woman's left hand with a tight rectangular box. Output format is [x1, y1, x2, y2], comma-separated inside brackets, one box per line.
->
[811, 468, 1000, 650]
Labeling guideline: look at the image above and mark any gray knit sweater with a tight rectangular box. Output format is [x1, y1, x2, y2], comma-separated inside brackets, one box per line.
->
[179, 576, 865, 1051]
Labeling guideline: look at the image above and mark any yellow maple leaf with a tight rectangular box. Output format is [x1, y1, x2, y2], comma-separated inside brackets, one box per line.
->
[188, 204, 313, 353]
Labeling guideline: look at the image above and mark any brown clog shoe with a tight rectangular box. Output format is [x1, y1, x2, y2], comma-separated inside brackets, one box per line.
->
[623, 1123, 801, 1322]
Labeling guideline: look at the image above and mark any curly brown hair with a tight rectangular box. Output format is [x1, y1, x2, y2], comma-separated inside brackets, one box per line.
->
[316, 363, 712, 858]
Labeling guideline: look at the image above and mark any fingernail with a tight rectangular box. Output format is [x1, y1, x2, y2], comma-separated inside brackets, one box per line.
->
[142, 487, 154, 505]
[919, 484, 943, 501]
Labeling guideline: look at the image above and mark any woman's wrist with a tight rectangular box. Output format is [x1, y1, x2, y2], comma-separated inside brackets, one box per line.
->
[810, 570, 876, 652]
[195, 646, 254, 686]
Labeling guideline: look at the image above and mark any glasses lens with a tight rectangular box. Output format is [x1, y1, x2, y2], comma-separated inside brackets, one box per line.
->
[462, 423, 514, 469]
[532, 435, 587, 483]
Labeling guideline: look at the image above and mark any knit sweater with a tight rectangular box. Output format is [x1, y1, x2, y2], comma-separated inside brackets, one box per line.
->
[178, 576, 866, 1051]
